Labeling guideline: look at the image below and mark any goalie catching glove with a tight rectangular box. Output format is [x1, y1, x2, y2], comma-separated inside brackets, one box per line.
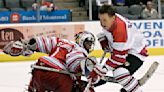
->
[3, 38, 36, 56]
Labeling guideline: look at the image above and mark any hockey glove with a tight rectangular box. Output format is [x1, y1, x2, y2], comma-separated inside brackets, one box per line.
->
[87, 64, 107, 84]
[3, 41, 25, 56]
[97, 33, 111, 52]
[3, 39, 36, 56]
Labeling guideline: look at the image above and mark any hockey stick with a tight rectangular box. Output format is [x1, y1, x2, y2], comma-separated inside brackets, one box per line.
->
[99, 50, 107, 64]
[138, 61, 159, 86]
[31, 64, 83, 76]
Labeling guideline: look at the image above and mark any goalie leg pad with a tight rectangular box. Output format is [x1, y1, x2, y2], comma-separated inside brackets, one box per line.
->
[113, 67, 142, 92]
[28, 60, 74, 92]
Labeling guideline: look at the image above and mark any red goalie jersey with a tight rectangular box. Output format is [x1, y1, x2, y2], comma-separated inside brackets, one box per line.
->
[35, 37, 88, 72]
[28, 37, 89, 92]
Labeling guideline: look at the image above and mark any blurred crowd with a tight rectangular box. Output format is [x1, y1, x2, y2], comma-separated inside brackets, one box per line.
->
[78, 0, 161, 20]
[0, 0, 58, 12]
[0, 0, 163, 22]
[32, 0, 58, 12]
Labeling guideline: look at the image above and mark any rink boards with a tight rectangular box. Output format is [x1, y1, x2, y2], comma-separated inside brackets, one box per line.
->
[0, 48, 164, 62]
[0, 20, 164, 62]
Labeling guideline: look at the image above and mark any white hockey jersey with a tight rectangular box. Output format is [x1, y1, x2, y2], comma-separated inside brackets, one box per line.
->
[35, 37, 88, 73]
[101, 14, 147, 70]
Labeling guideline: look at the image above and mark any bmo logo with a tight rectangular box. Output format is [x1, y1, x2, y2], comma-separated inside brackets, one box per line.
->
[0, 28, 24, 49]
[10, 13, 20, 23]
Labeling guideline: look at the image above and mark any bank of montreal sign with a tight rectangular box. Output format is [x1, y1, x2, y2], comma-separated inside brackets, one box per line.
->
[0, 10, 71, 23]
[132, 20, 164, 48]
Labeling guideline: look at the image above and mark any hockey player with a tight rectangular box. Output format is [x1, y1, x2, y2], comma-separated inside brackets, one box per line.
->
[3, 31, 107, 92]
[96, 5, 148, 92]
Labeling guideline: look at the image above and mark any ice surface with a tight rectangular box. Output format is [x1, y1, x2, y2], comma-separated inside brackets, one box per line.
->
[0, 56, 164, 92]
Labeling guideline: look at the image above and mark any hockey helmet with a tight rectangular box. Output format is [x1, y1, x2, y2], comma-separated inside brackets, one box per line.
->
[75, 31, 95, 52]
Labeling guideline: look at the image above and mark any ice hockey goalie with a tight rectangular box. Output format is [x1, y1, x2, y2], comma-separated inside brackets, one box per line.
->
[3, 31, 107, 92]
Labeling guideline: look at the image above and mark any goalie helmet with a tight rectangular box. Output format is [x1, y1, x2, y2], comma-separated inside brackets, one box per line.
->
[75, 31, 95, 53]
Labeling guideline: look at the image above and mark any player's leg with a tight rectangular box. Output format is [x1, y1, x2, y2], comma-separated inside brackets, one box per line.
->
[113, 67, 142, 92]
[125, 54, 144, 75]
[28, 69, 45, 92]
[112, 54, 144, 92]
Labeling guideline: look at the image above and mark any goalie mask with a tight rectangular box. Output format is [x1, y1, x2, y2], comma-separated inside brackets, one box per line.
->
[75, 31, 95, 53]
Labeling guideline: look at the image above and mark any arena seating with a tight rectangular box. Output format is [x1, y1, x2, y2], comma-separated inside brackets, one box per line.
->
[112, 5, 143, 19]
[21, 0, 35, 11]
[161, 5, 164, 18]
[0, 0, 162, 21]
[0, 0, 8, 11]
[128, 5, 142, 19]
[0, 0, 89, 21]
[5, 0, 25, 11]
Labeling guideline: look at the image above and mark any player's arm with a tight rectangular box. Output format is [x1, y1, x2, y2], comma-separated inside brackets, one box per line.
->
[105, 29, 128, 70]
[34, 37, 59, 54]
[97, 32, 112, 52]
[97, 27, 128, 71]
[105, 47, 128, 70]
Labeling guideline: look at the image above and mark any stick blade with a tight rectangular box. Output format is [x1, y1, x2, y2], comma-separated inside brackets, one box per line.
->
[102, 76, 117, 83]
[139, 61, 159, 86]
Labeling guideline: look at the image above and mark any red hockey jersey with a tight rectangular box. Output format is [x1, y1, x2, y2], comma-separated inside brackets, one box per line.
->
[35, 37, 88, 73]
[102, 14, 148, 70]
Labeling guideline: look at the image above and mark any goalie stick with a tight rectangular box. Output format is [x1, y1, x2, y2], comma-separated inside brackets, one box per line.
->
[31, 61, 159, 86]
[31, 64, 83, 76]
